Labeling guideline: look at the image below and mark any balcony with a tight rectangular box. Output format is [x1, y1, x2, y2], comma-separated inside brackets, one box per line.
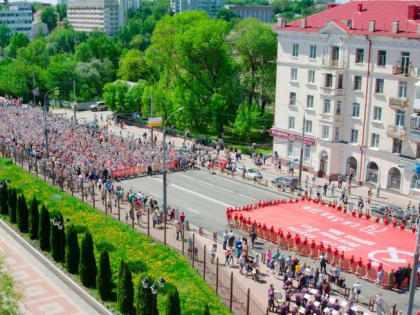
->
[388, 97, 409, 110]
[321, 58, 347, 69]
[392, 65, 416, 78]
[387, 125, 407, 139]
[320, 87, 345, 97]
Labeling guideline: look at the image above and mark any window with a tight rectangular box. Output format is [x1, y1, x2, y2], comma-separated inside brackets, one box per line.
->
[306, 95, 314, 108]
[334, 127, 340, 142]
[398, 81, 407, 98]
[375, 79, 384, 93]
[287, 141, 294, 156]
[304, 120, 312, 133]
[350, 129, 359, 144]
[322, 126, 330, 139]
[355, 48, 364, 63]
[289, 92, 296, 105]
[288, 116, 295, 129]
[371, 133, 380, 148]
[307, 70, 315, 84]
[309, 45, 317, 59]
[304, 144, 311, 161]
[352, 103, 360, 117]
[392, 139, 402, 154]
[325, 73, 333, 88]
[323, 99, 331, 113]
[353, 76, 362, 90]
[373, 106, 382, 121]
[290, 68, 297, 81]
[337, 74, 343, 89]
[377, 50, 386, 66]
[336, 101, 342, 115]
[396, 110, 405, 126]
[292, 43, 299, 57]
[411, 174, 420, 190]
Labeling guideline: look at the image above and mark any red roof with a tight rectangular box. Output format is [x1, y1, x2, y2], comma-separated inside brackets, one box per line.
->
[274, 0, 420, 38]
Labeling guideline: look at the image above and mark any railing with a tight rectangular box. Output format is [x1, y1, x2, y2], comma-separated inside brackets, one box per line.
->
[386, 125, 407, 139]
[410, 114, 420, 130]
[392, 65, 415, 77]
[321, 58, 347, 69]
[388, 97, 409, 109]
[320, 86, 345, 97]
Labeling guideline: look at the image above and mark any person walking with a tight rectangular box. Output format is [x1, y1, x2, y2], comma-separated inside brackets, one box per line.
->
[331, 183, 335, 198]
[223, 230, 228, 250]
[376, 183, 381, 198]
[320, 253, 327, 274]
[323, 183, 328, 197]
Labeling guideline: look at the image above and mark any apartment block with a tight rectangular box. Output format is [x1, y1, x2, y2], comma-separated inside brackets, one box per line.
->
[0, 2, 32, 39]
[225, 5, 273, 23]
[171, 0, 224, 18]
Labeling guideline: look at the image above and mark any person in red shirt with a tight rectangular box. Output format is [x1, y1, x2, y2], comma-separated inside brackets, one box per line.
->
[319, 241, 325, 255]
[333, 247, 339, 266]
[277, 229, 284, 248]
[356, 257, 363, 276]
[310, 240, 316, 259]
[339, 251, 345, 269]
[302, 238, 309, 255]
[294, 234, 301, 254]
[365, 259, 372, 280]
[286, 231, 292, 250]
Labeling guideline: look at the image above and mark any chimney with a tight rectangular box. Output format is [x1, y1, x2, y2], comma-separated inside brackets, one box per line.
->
[392, 21, 399, 33]
[357, 3, 363, 12]
[277, 16, 287, 27]
[301, 18, 307, 28]
[369, 20, 375, 32]
[408, 5, 419, 20]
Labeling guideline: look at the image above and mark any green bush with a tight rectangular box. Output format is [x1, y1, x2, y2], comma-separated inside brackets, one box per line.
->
[117, 259, 134, 314]
[50, 214, 65, 263]
[203, 304, 210, 315]
[135, 277, 156, 315]
[79, 230, 97, 288]
[65, 225, 80, 274]
[8, 188, 17, 223]
[166, 287, 181, 315]
[29, 197, 39, 240]
[0, 183, 8, 215]
[16, 195, 29, 233]
[97, 250, 113, 301]
[38, 205, 50, 251]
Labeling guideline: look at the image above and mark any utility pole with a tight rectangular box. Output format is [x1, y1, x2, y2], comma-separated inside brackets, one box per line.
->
[298, 114, 306, 187]
[407, 218, 420, 315]
[150, 94, 154, 146]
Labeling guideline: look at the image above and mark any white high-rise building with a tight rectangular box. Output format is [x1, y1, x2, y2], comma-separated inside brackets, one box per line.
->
[67, 0, 126, 36]
[126, 0, 139, 10]
[171, 0, 224, 18]
[0, 2, 32, 39]
[272, 0, 420, 196]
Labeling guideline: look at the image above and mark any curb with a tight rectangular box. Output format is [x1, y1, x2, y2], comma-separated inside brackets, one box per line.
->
[0, 219, 113, 315]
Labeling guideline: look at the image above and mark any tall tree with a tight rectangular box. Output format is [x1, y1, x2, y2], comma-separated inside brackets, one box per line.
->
[7, 188, 17, 224]
[17, 195, 29, 233]
[97, 250, 113, 301]
[0, 182, 8, 215]
[56, 4, 67, 21]
[203, 303, 210, 315]
[118, 49, 152, 82]
[41, 6, 58, 32]
[117, 260, 134, 314]
[135, 277, 156, 315]
[79, 231, 97, 288]
[38, 205, 51, 251]
[0, 24, 11, 51]
[8, 33, 29, 58]
[29, 197, 39, 240]
[166, 287, 181, 315]
[50, 213, 65, 262]
[65, 225, 80, 274]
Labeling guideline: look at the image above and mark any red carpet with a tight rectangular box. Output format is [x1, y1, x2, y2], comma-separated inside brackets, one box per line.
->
[237, 200, 416, 272]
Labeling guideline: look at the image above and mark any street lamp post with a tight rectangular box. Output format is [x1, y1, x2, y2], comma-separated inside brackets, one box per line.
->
[141, 277, 165, 315]
[163, 107, 184, 245]
[43, 88, 59, 158]
[407, 218, 420, 315]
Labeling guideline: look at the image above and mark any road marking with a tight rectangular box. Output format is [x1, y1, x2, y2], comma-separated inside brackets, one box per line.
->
[238, 193, 257, 201]
[177, 174, 196, 180]
[187, 208, 199, 214]
[152, 178, 233, 208]
[150, 192, 160, 198]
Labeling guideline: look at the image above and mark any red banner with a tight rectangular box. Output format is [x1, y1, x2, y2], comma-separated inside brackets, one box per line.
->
[270, 128, 316, 146]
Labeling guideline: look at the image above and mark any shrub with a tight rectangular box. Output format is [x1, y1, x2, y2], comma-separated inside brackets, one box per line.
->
[16, 195, 29, 233]
[97, 250, 113, 301]
[8, 188, 17, 223]
[135, 277, 156, 315]
[118, 260, 134, 314]
[65, 225, 80, 274]
[38, 205, 50, 251]
[203, 304, 210, 315]
[29, 197, 39, 240]
[0, 182, 8, 215]
[79, 230, 97, 288]
[166, 287, 181, 315]
[50, 214, 65, 263]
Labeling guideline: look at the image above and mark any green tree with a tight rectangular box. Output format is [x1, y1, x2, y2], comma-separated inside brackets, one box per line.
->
[118, 50, 151, 82]
[0, 182, 8, 215]
[7, 188, 17, 224]
[38, 205, 51, 251]
[0, 24, 11, 51]
[65, 225, 80, 274]
[97, 250, 113, 301]
[46, 53, 76, 100]
[8, 33, 29, 58]
[125, 82, 145, 113]
[41, 6, 58, 32]
[50, 214, 65, 262]
[166, 286, 181, 315]
[79, 230, 97, 288]
[29, 197, 39, 240]
[56, 4, 67, 21]
[103, 80, 129, 113]
[17, 38, 49, 68]
[232, 18, 277, 115]
[135, 277, 156, 315]
[215, 8, 238, 21]
[117, 260, 134, 314]
[203, 303, 210, 315]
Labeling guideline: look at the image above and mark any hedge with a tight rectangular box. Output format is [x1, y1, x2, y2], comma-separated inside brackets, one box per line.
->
[0, 159, 229, 314]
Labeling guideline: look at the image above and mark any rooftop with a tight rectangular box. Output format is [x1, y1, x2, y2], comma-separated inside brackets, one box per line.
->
[274, 0, 420, 39]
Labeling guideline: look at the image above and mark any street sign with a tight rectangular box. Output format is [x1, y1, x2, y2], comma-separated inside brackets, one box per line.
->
[148, 117, 162, 127]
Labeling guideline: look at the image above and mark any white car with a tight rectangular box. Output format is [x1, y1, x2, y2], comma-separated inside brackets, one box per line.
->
[90, 102, 108, 111]
[236, 166, 263, 180]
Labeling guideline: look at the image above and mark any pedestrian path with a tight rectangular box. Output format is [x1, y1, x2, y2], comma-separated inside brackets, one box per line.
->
[0, 220, 106, 315]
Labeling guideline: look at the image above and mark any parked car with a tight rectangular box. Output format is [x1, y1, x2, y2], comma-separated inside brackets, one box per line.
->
[236, 166, 263, 180]
[271, 176, 299, 189]
[90, 102, 108, 111]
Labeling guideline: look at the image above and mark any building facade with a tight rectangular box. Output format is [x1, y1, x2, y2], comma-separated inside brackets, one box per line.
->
[171, 0, 224, 18]
[225, 5, 273, 23]
[0, 2, 32, 39]
[272, 0, 420, 196]
[126, 0, 139, 10]
[67, 0, 126, 36]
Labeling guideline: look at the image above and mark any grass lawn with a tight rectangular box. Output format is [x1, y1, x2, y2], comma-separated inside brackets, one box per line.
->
[0, 158, 229, 314]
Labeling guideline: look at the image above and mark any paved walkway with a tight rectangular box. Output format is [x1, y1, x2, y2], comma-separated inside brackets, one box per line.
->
[0, 220, 107, 315]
